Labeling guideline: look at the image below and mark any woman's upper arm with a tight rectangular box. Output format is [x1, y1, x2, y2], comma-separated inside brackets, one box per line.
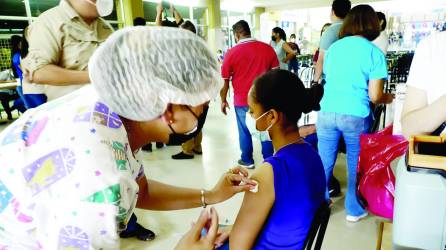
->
[229, 163, 275, 250]
[282, 42, 295, 54]
[368, 79, 385, 104]
[401, 86, 427, 120]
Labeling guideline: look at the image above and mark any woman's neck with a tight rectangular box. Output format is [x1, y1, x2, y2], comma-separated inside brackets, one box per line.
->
[120, 117, 167, 152]
[271, 126, 303, 152]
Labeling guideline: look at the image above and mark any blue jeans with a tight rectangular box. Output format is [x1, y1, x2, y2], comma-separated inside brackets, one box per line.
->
[316, 112, 369, 216]
[235, 106, 273, 164]
[288, 59, 299, 75]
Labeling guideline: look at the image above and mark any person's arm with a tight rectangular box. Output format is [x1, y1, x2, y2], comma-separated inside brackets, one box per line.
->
[229, 163, 275, 250]
[282, 42, 296, 63]
[155, 3, 163, 26]
[171, 4, 183, 25]
[30, 64, 89, 86]
[220, 54, 232, 115]
[401, 86, 446, 139]
[368, 79, 393, 104]
[220, 79, 230, 115]
[313, 49, 325, 83]
[136, 167, 256, 210]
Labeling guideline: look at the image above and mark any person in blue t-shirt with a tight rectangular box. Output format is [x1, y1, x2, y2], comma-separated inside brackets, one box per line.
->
[11, 29, 47, 110]
[213, 69, 326, 250]
[317, 4, 394, 223]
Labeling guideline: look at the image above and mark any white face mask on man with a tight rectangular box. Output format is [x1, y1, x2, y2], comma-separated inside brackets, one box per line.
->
[245, 110, 273, 142]
[85, 0, 114, 17]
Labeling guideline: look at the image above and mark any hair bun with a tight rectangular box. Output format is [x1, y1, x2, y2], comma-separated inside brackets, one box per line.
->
[302, 84, 324, 114]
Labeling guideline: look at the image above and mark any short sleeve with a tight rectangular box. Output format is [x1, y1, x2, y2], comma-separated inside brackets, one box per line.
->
[319, 26, 337, 51]
[21, 18, 61, 81]
[221, 51, 233, 79]
[406, 38, 430, 91]
[369, 47, 388, 80]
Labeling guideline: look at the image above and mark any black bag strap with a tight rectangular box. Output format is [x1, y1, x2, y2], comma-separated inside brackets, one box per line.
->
[432, 122, 446, 136]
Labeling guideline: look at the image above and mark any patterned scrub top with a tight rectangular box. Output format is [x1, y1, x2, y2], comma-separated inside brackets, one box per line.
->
[0, 85, 144, 249]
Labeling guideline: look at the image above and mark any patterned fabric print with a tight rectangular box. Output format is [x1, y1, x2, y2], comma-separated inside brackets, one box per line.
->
[1, 117, 48, 147]
[73, 102, 122, 129]
[10, 198, 33, 223]
[84, 184, 127, 226]
[58, 226, 89, 250]
[101, 140, 128, 171]
[0, 180, 12, 213]
[22, 148, 76, 196]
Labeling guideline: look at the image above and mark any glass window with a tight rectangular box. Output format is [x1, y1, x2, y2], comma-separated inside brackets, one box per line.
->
[193, 7, 207, 26]
[144, 2, 189, 23]
[197, 25, 208, 40]
[221, 10, 229, 27]
[29, 0, 59, 17]
[1, 0, 27, 16]
[143, 2, 158, 22]
[228, 11, 244, 27]
[0, 20, 28, 34]
[175, 5, 190, 20]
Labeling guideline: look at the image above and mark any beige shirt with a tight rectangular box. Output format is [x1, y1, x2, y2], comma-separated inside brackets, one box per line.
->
[22, 0, 113, 101]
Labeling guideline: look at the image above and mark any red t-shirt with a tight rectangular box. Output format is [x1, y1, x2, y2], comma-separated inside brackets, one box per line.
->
[221, 38, 279, 106]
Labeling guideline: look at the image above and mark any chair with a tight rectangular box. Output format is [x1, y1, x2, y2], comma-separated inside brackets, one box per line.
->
[303, 201, 331, 250]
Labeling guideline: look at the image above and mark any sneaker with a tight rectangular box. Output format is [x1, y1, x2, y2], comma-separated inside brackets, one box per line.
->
[142, 144, 152, 152]
[329, 176, 341, 198]
[156, 142, 164, 149]
[346, 212, 368, 223]
[237, 159, 255, 169]
[135, 224, 156, 241]
[172, 152, 194, 160]
[119, 223, 156, 241]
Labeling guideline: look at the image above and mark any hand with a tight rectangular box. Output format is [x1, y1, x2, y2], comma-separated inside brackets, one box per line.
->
[175, 208, 219, 250]
[23, 69, 31, 83]
[214, 225, 232, 248]
[221, 101, 230, 115]
[208, 166, 256, 204]
[282, 58, 288, 63]
[384, 93, 395, 104]
[156, 3, 163, 14]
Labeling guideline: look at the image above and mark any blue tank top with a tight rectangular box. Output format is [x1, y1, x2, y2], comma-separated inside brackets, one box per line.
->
[254, 143, 326, 250]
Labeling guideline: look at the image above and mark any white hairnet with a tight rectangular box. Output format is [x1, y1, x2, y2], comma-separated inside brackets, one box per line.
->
[88, 26, 222, 121]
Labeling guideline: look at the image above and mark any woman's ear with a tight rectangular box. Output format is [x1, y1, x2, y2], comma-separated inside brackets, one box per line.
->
[269, 109, 280, 126]
[161, 103, 174, 125]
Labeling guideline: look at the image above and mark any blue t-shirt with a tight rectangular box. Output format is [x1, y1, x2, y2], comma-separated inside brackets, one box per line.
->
[254, 143, 326, 250]
[12, 52, 23, 82]
[321, 36, 388, 118]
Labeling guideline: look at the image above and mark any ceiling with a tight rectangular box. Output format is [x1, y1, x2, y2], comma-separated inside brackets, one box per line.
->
[221, 0, 389, 11]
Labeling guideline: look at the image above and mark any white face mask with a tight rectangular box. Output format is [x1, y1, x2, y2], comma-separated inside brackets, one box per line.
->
[85, 0, 114, 17]
[245, 110, 273, 142]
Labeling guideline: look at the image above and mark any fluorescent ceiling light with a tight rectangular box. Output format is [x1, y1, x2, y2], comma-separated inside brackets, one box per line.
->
[221, 0, 255, 12]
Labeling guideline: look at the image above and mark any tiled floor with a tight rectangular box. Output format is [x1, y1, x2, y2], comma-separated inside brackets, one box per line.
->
[0, 103, 384, 249]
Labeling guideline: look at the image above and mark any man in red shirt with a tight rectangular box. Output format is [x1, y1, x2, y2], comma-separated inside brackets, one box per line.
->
[220, 20, 279, 169]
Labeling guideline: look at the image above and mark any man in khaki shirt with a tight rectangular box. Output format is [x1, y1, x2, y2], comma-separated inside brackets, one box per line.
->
[22, 0, 113, 101]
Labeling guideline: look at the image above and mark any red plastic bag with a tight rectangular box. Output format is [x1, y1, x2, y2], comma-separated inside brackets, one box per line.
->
[356, 125, 408, 219]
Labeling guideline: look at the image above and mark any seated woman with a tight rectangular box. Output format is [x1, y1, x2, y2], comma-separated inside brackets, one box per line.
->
[216, 69, 326, 250]
[401, 31, 446, 138]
